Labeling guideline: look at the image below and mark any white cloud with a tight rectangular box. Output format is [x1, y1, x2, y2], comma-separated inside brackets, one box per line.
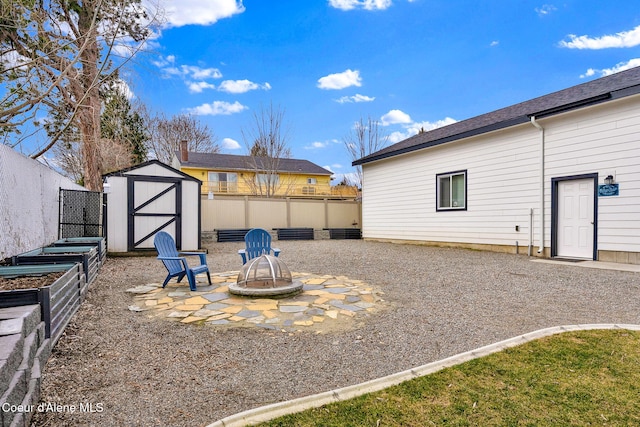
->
[560, 24, 640, 49]
[112, 79, 135, 99]
[1, 50, 30, 70]
[305, 141, 329, 149]
[490, 40, 499, 47]
[218, 79, 271, 93]
[151, 55, 175, 68]
[181, 65, 223, 80]
[188, 81, 216, 93]
[409, 118, 457, 133]
[380, 109, 412, 125]
[332, 172, 359, 186]
[186, 101, 247, 116]
[155, 58, 223, 81]
[580, 58, 640, 78]
[335, 93, 375, 103]
[161, 0, 245, 27]
[329, 0, 392, 11]
[317, 69, 362, 90]
[387, 130, 411, 144]
[221, 137, 241, 150]
[153, 56, 227, 94]
[153, 56, 271, 96]
[386, 117, 458, 143]
[535, 4, 556, 17]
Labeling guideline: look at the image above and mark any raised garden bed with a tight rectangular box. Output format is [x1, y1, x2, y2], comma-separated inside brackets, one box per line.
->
[12, 245, 99, 285]
[216, 229, 251, 242]
[50, 237, 106, 265]
[0, 263, 84, 345]
[324, 228, 362, 239]
[273, 227, 314, 240]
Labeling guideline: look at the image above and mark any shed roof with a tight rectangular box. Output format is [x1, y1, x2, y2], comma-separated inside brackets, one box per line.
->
[354, 66, 640, 166]
[175, 152, 333, 175]
[102, 159, 200, 182]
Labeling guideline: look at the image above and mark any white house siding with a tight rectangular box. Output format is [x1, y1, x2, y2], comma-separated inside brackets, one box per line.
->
[362, 125, 541, 247]
[181, 180, 201, 250]
[362, 93, 640, 257]
[543, 94, 640, 254]
[105, 174, 129, 252]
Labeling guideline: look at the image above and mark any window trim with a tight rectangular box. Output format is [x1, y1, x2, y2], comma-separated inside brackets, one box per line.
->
[436, 169, 467, 211]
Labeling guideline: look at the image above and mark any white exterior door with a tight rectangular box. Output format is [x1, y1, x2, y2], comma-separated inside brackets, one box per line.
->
[557, 179, 594, 259]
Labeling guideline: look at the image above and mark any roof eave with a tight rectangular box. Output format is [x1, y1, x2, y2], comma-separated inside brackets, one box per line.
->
[178, 162, 333, 176]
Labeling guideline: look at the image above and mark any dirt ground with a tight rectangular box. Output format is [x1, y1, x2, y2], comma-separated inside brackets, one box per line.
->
[0, 272, 65, 291]
[29, 240, 640, 426]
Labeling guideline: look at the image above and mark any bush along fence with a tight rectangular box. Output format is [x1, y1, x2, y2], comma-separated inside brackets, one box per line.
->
[0, 237, 105, 426]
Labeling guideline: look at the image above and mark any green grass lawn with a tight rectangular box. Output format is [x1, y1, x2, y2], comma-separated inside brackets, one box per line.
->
[259, 330, 640, 426]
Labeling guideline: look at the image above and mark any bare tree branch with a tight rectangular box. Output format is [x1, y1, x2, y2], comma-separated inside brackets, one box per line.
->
[343, 117, 389, 189]
[1, 0, 162, 190]
[241, 103, 293, 197]
[143, 110, 220, 164]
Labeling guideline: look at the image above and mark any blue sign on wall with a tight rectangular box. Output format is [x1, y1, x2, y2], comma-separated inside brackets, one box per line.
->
[598, 184, 619, 197]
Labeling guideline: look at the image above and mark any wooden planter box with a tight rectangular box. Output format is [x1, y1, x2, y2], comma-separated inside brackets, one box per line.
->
[50, 237, 106, 266]
[0, 263, 84, 345]
[12, 245, 99, 285]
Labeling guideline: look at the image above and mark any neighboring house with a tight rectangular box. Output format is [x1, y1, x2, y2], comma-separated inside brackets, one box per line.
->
[172, 142, 336, 198]
[354, 66, 640, 264]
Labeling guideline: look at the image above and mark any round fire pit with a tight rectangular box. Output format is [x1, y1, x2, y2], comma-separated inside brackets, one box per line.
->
[229, 254, 303, 297]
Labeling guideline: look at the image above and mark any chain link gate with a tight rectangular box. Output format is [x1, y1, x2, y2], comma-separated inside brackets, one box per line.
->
[58, 189, 104, 238]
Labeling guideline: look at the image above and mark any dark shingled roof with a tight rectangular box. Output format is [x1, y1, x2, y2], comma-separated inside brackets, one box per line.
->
[176, 152, 333, 175]
[354, 66, 640, 166]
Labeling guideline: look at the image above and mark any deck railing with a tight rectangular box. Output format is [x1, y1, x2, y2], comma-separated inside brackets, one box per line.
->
[200, 181, 358, 198]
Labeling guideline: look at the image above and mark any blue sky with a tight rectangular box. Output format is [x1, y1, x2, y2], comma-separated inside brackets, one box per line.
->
[122, 1, 639, 182]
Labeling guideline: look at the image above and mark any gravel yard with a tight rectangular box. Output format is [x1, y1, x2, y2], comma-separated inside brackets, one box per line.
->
[32, 240, 640, 426]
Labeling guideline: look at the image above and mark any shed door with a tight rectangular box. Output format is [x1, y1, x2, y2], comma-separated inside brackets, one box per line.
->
[128, 176, 182, 251]
[556, 179, 594, 259]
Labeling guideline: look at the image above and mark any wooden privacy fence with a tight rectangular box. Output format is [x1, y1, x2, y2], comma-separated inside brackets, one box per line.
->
[201, 196, 362, 232]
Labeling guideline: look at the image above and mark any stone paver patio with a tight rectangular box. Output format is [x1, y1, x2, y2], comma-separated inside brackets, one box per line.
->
[126, 271, 385, 332]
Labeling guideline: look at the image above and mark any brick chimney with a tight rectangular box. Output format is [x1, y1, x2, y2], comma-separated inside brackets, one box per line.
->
[180, 140, 188, 162]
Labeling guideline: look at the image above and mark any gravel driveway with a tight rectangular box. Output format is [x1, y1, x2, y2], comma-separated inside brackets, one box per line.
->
[32, 240, 640, 426]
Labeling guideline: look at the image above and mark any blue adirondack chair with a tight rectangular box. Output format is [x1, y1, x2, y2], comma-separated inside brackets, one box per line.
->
[154, 231, 211, 291]
[238, 228, 281, 264]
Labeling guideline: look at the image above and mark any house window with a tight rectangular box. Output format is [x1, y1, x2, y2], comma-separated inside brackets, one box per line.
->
[256, 173, 279, 186]
[437, 170, 466, 211]
[208, 172, 237, 192]
[307, 177, 317, 185]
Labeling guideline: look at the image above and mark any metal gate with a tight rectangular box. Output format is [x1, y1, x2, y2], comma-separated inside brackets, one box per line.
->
[59, 189, 103, 238]
[127, 176, 182, 251]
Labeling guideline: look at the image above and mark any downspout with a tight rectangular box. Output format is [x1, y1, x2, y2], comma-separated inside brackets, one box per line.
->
[530, 116, 544, 254]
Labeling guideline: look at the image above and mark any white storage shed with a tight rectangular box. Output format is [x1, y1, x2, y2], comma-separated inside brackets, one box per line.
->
[103, 160, 202, 253]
